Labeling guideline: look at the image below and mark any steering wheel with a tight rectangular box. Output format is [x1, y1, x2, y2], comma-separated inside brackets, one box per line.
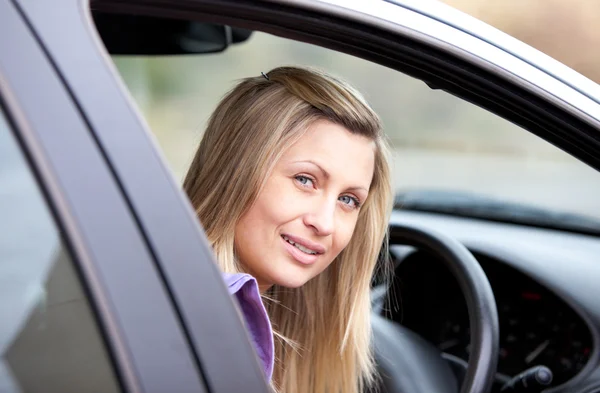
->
[371, 224, 499, 393]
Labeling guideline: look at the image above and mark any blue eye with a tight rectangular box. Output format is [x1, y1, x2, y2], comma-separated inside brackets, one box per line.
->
[339, 195, 361, 209]
[295, 175, 314, 187]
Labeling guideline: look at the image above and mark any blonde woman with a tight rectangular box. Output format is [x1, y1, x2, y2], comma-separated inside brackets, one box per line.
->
[183, 66, 393, 393]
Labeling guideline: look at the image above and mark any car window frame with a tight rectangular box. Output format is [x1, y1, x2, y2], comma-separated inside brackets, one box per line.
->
[0, 2, 207, 392]
[91, 0, 600, 170]
[388, 0, 600, 105]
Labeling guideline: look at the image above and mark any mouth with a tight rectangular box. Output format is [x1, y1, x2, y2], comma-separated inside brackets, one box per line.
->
[281, 235, 322, 255]
[281, 234, 324, 266]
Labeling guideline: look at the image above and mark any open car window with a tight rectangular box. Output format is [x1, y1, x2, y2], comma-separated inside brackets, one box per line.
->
[105, 24, 600, 232]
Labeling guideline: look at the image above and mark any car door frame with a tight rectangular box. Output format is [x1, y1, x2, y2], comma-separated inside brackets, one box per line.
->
[10, 1, 272, 393]
[0, 2, 210, 393]
[86, 0, 600, 170]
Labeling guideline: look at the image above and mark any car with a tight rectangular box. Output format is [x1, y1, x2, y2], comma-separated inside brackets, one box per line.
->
[1, 1, 600, 393]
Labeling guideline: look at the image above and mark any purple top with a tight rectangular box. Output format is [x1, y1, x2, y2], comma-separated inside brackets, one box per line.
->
[222, 273, 275, 381]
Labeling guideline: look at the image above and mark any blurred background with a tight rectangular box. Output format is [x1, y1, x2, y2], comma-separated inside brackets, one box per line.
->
[110, 0, 600, 221]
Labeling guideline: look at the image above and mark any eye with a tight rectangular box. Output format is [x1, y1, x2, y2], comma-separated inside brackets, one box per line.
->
[294, 175, 315, 188]
[339, 195, 361, 209]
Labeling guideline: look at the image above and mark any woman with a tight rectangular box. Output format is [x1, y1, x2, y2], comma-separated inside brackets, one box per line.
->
[183, 66, 393, 393]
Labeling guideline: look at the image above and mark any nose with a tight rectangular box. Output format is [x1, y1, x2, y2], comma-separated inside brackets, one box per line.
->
[303, 197, 335, 236]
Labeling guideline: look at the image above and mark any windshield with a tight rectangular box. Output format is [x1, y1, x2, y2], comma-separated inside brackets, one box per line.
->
[112, 30, 600, 229]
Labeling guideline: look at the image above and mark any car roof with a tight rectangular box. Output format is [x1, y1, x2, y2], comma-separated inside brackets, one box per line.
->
[388, 0, 600, 105]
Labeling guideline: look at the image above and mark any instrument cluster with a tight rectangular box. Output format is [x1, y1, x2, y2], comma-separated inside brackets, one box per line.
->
[384, 251, 593, 387]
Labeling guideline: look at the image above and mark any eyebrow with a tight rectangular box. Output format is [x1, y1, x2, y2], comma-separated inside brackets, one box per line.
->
[296, 159, 329, 179]
[293, 159, 370, 193]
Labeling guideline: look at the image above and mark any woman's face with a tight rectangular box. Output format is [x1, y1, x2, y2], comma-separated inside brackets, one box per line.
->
[234, 120, 376, 291]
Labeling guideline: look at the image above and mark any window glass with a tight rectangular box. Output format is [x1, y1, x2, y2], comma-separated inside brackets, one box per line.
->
[112, 30, 600, 225]
[0, 107, 121, 393]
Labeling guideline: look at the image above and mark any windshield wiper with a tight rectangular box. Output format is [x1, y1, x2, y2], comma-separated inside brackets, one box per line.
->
[395, 189, 600, 236]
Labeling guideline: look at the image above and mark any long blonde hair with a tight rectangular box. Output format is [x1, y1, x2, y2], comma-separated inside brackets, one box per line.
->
[183, 66, 393, 393]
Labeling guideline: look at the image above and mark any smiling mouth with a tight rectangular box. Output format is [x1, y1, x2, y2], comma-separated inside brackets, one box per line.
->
[282, 235, 320, 255]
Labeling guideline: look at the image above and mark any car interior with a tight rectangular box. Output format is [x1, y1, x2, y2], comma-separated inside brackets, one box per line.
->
[3, 5, 600, 393]
[98, 11, 600, 393]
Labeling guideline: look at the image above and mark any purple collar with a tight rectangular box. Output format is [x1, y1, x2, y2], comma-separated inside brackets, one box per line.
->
[222, 273, 274, 381]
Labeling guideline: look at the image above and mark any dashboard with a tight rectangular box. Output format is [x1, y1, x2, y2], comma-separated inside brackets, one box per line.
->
[380, 210, 600, 393]
[384, 251, 592, 387]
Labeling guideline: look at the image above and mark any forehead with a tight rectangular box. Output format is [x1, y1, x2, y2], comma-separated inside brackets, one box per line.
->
[281, 120, 376, 186]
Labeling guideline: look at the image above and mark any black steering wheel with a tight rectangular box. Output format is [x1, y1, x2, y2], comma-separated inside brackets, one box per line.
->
[371, 224, 499, 393]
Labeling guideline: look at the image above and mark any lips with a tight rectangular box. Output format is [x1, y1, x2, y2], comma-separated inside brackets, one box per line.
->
[281, 234, 326, 265]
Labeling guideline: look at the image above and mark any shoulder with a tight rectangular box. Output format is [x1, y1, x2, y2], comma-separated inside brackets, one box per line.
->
[222, 273, 274, 382]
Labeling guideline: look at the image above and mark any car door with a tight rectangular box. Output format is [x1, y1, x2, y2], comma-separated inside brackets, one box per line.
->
[0, 2, 213, 392]
[7, 1, 272, 393]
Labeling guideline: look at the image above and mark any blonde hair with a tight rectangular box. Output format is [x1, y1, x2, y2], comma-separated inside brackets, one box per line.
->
[183, 66, 393, 393]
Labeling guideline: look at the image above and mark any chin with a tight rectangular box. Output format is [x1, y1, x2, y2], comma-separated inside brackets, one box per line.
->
[271, 275, 311, 289]
[267, 264, 316, 289]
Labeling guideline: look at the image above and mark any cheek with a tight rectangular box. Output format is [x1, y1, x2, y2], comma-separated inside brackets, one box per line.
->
[259, 177, 306, 221]
[239, 179, 299, 232]
[331, 215, 360, 256]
